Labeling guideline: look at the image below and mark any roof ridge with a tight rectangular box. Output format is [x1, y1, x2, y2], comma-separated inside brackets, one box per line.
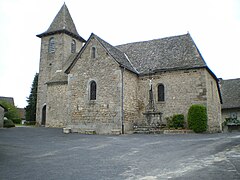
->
[123, 53, 139, 73]
[222, 78, 240, 81]
[116, 33, 190, 47]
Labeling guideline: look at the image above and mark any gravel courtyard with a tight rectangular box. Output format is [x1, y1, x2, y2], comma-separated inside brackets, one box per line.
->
[0, 127, 240, 180]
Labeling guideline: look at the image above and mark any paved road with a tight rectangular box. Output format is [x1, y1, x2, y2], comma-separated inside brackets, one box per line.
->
[0, 127, 240, 180]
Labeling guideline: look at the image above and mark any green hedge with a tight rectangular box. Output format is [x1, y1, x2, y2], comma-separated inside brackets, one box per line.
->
[187, 104, 207, 133]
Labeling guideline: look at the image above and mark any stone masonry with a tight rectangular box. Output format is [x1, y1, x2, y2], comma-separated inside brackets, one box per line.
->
[36, 31, 84, 126]
[67, 36, 123, 134]
[36, 3, 222, 134]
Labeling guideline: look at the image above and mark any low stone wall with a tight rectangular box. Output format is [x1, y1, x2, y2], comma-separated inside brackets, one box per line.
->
[163, 129, 194, 134]
[0, 106, 4, 128]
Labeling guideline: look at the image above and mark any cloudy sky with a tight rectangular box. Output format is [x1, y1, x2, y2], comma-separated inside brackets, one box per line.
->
[0, 0, 239, 108]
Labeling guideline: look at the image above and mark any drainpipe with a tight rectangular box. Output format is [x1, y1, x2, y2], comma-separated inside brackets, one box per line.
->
[121, 66, 125, 134]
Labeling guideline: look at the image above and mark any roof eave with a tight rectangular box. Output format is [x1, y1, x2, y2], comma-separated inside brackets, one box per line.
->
[205, 66, 223, 104]
[36, 30, 86, 42]
[139, 66, 207, 76]
[46, 80, 68, 85]
[222, 106, 240, 110]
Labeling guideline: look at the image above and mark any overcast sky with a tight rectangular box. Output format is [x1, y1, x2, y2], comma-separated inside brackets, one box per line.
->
[0, 0, 240, 108]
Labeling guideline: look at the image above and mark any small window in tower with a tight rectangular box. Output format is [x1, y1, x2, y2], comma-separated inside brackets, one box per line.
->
[90, 81, 97, 100]
[49, 37, 55, 53]
[91, 47, 96, 59]
[71, 40, 76, 53]
[158, 84, 165, 102]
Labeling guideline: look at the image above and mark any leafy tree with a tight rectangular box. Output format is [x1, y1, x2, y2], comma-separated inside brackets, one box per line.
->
[0, 100, 21, 124]
[25, 73, 38, 121]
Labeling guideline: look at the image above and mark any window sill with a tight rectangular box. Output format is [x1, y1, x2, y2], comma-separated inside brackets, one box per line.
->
[89, 100, 96, 105]
[156, 101, 165, 104]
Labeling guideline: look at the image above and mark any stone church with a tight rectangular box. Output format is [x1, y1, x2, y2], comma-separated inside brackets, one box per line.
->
[36, 3, 222, 134]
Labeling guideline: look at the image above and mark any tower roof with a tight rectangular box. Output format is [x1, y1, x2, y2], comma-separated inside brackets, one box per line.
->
[37, 3, 85, 42]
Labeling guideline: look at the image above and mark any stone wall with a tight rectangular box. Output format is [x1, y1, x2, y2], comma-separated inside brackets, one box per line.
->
[36, 31, 222, 133]
[136, 68, 222, 132]
[46, 82, 69, 127]
[205, 70, 222, 132]
[123, 69, 139, 131]
[36, 33, 83, 125]
[0, 106, 4, 128]
[68, 36, 122, 134]
[137, 68, 209, 125]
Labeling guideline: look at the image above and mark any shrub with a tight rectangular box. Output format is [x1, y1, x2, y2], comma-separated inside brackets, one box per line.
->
[187, 104, 207, 133]
[12, 118, 21, 124]
[4, 119, 15, 128]
[166, 116, 173, 128]
[172, 114, 185, 129]
[166, 114, 185, 129]
[25, 121, 36, 126]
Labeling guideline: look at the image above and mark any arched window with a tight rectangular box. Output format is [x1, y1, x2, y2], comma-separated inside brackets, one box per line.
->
[158, 84, 165, 102]
[91, 47, 96, 59]
[71, 40, 76, 53]
[48, 37, 55, 53]
[90, 81, 97, 100]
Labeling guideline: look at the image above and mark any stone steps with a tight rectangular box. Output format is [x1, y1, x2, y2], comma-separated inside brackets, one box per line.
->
[133, 126, 193, 134]
[85, 130, 96, 135]
[133, 126, 164, 134]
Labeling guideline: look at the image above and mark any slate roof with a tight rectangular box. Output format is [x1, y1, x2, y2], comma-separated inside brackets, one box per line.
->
[63, 53, 79, 72]
[65, 33, 138, 74]
[37, 3, 86, 42]
[0, 96, 15, 106]
[93, 34, 138, 73]
[220, 78, 240, 109]
[66, 33, 215, 77]
[46, 71, 68, 85]
[116, 33, 207, 74]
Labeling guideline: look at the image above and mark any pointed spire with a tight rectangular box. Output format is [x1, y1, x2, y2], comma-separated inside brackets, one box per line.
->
[37, 3, 85, 42]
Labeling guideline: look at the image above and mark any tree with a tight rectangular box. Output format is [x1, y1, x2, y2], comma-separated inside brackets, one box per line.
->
[25, 73, 38, 121]
[0, 100, 21, 124]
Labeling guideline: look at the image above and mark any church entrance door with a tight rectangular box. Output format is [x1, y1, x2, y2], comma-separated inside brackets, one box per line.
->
[41, 105, 46, 126]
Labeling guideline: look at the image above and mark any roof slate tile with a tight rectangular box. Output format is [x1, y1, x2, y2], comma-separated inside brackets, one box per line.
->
[116, 34, 207, 74]
[220, 78, 240, 109]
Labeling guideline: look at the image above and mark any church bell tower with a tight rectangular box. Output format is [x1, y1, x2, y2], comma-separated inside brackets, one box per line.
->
[36, 3, 86, 126]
